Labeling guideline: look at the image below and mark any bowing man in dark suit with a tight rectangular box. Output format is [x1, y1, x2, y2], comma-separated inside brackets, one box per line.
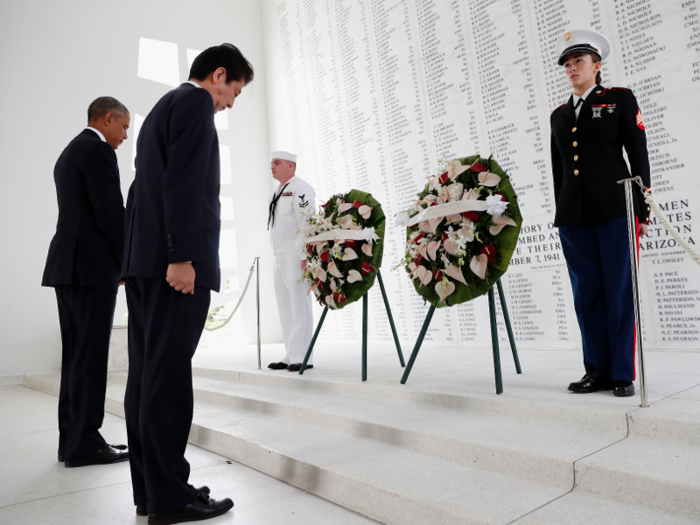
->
[550, 29, 651, 398]
[42, 96, 131, 467]
[121, 44, 253, 523]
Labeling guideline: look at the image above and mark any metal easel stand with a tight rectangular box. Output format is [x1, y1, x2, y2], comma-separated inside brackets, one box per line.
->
[400, 278, 522, 394]
[299, 269, 406, 381]
[617, 177, 648, 408]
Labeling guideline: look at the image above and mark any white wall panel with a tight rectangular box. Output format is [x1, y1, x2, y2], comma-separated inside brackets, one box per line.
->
[0, 0, 273, 376]
[261, 0, 700, 350]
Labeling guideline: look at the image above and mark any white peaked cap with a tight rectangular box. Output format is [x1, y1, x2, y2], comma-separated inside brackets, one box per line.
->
[556, 29, 611, 65]
[270, 151, 297, 163]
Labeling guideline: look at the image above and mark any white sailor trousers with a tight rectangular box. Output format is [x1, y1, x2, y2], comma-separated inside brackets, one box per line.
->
[273, 251, 314, 364]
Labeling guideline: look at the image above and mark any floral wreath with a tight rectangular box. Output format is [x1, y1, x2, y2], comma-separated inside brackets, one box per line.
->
[396, 155, 522, 307]
[302, 189, 385, 309]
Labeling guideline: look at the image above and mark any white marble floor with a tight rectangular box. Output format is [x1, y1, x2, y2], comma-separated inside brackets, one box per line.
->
[0, 384, 377, 525]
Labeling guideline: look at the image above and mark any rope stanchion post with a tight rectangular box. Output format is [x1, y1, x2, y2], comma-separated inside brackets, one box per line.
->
[617, 177, 648, 408]
[256, 257, 261, 370]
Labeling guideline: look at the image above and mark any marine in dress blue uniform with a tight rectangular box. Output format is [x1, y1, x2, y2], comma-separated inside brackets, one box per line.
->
[550, 29, 651, 397]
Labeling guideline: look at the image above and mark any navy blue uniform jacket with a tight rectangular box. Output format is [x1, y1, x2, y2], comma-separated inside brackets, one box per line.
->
[42, 129, 125, 293]
[122, 83, 221, 292]
[550, 85, 651, 227]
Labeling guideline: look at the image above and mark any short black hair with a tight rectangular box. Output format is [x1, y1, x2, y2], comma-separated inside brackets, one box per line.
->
[189, 43, 254, 85]
[87, 96, 129, 124]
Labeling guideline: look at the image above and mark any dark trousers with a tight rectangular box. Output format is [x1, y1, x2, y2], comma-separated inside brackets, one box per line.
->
[559, 216, 638, 382]
[124, 277, 210, 514]
[55, 285, 116, 461]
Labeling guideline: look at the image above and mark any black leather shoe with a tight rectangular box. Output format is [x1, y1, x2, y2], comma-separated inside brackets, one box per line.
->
[268, 362, 288, 370]
[288, 363, 312, 372]
[148, 491, 233, 524]
[137, 487, 210, 516]
[61, 443, 125, 463]
[568, 371, 613, 393]
[64, 444, 129, 467]
[613, 381, 635, 397]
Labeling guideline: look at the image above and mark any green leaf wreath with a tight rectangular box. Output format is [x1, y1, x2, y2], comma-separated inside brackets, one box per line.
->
[396, 155, 522, 307]
[302, 189, 385, 310]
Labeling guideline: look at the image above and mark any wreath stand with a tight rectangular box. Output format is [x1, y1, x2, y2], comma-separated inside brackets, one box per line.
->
[400, 278, 522, 394]
[299, 269, 406, 380]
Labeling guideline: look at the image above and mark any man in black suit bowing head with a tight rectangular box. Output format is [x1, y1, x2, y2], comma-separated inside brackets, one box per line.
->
[121, 43, 253, 524]
[42, 96, 130, 467]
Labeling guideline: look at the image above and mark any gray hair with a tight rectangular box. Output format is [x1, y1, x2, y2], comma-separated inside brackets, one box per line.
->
[87, 96, 129, 123]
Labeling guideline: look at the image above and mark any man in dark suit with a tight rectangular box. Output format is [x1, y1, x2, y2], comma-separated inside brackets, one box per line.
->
[42, 96, 131, 467]
[121, 44, 253, 524]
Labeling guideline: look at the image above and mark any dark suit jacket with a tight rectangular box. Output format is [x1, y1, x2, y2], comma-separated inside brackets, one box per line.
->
[550, 85, 651, 227]
[122, 83, 221, 292]
[42, 129, 125, 293]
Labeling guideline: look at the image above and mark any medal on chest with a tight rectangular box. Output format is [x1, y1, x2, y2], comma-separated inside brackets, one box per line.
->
[591, 104, 616, 118]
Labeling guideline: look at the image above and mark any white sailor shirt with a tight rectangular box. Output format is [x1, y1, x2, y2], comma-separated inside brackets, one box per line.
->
[269, 175, 316, 258]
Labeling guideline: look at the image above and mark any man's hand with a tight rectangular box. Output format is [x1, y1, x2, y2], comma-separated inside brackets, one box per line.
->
[118, 272, 124, 286]
[639, 223, 648, 237]
[166, 262, 196, 294]
[301, 260, 307, 271]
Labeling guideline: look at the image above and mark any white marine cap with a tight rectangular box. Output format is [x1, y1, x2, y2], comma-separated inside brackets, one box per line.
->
[556, 29, 611, 65]
[270, 150, 297, 163]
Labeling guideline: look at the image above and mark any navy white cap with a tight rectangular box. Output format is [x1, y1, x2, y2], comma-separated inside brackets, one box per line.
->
[556, 29, 611, 66]
[270, 150, 297, 163]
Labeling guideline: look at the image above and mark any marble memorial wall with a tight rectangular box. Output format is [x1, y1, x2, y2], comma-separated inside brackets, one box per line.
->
[261, 0, 700, 350]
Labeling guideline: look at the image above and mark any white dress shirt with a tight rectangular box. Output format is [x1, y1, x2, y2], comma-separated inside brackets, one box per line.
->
[573, 85, 596, 120]
[85, 127, 107, 142]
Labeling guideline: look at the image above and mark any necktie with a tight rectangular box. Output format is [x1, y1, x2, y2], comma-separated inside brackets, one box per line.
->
[267, 182, 290, 230]
[574, 97, 583, 120]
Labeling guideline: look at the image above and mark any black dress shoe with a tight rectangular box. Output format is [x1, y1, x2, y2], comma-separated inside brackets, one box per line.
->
[288, 363, 312, 372]
[137, 487, 210, 516]
[64, 444, 129, 468]
[148, 491, 233, 524]
[613, 381, 635, 397]
[61, 443, 125, 463]
[268, 362, 288, 370]
[568, 371, 613, 393]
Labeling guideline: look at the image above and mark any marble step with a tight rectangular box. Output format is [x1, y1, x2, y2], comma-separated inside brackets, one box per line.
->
[106, 370, 610, 489]
[188, 371, 700, 522]
[25, 372, 563, 524]
[513, 491, 699, 525]
[23, 372, 700, 524]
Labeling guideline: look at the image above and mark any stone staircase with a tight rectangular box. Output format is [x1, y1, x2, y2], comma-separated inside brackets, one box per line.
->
[24, 346, 700, 525]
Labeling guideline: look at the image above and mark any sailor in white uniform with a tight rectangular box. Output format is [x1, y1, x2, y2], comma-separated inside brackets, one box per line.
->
[267, 151, 316, 371]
